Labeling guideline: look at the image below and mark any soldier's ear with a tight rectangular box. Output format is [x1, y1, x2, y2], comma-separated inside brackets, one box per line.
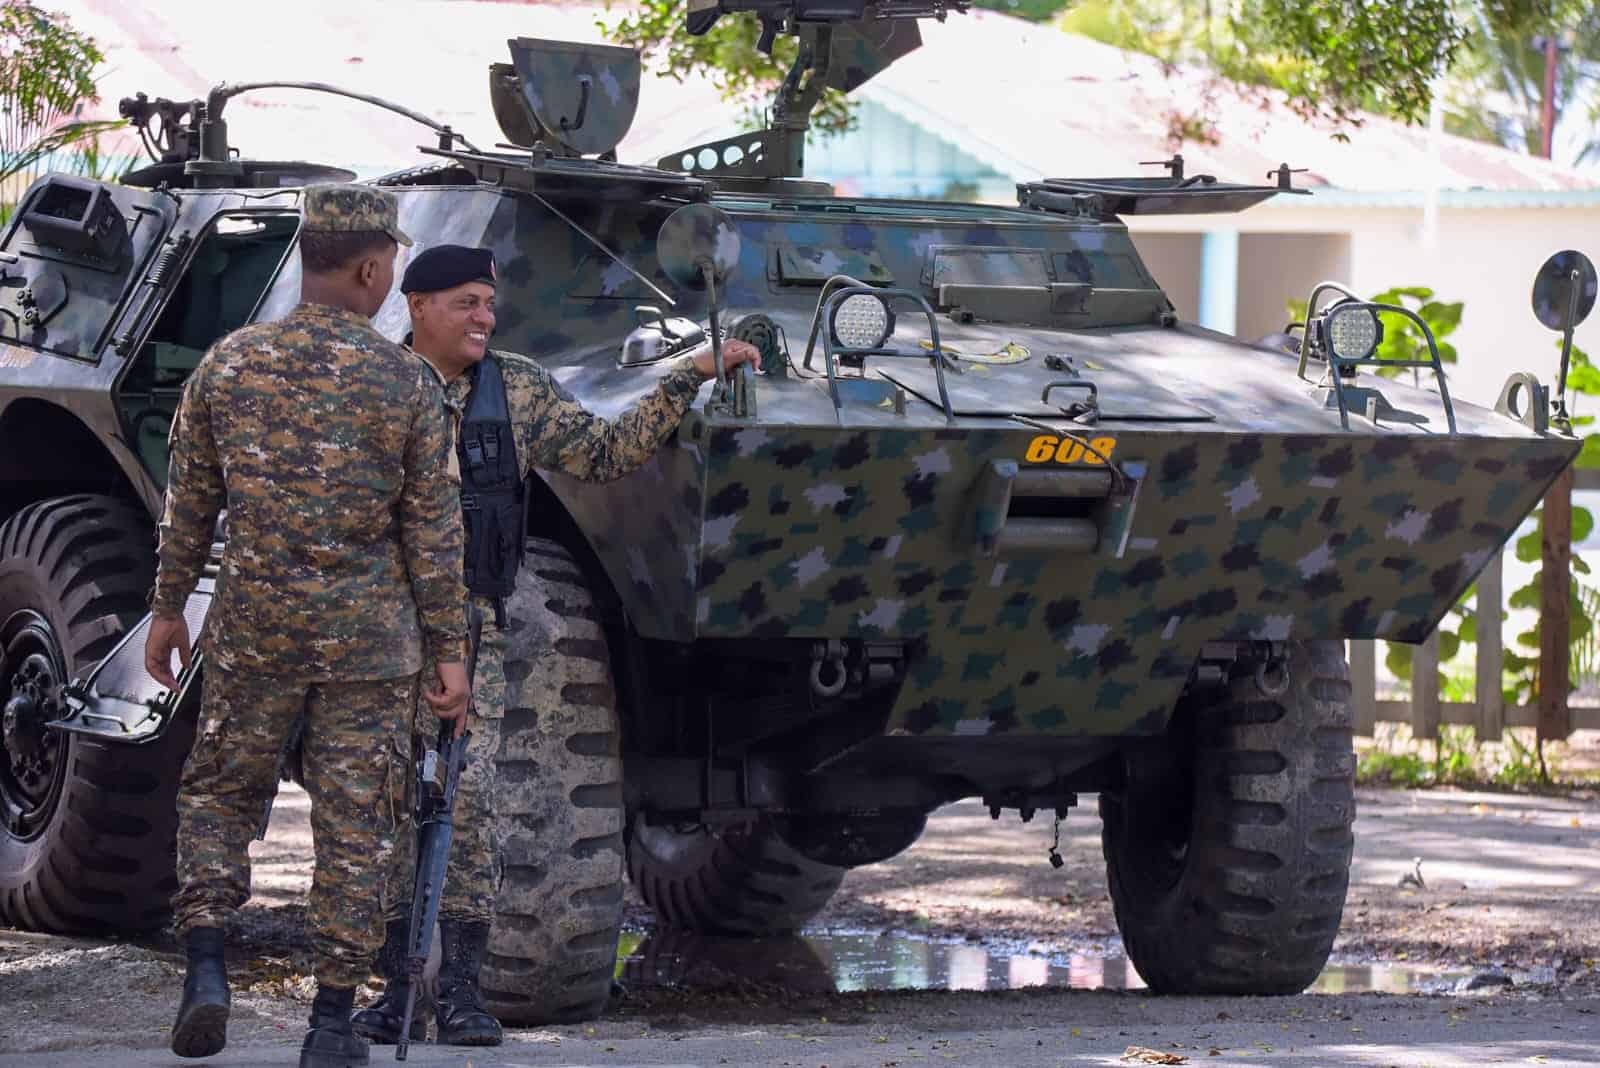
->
[356, 254, 381, 289]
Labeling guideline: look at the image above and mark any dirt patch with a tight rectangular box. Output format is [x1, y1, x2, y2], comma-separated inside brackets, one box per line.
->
[0, 935, 305, 1055]
[2, 784, 1597, 1054]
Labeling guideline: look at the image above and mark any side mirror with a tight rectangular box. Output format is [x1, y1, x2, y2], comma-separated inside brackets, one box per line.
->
[657, 203, 742, 392]
[1531, 249, 1597, 425]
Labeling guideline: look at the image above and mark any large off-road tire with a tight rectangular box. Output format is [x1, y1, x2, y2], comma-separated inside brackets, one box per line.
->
[481, 538, 625, 1026]
[0, 495, 189, 932]
[626, 815, 845, 936]
[1100, 639, 1356, 995]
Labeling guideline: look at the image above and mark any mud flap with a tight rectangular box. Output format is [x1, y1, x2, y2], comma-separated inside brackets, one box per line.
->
[51, 578, 212, 744]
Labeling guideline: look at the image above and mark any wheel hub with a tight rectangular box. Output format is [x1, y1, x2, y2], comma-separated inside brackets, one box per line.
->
[4, 655, 60, 796]
[1, 612, 69, 837]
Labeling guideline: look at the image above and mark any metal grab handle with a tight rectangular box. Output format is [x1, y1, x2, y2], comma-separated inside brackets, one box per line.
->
[561, 75, 591, 132]
[1294, 280, 1361, 381]
[1296, 281, 1458, 434]
[817, 285, 955, 423]
[801, 273, 874, 371]
[1042, 380, 1098, 410]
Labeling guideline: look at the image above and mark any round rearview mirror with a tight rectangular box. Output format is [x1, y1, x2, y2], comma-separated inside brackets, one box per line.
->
[1531, 249, 1597, 331]
[657, 203, 741, 290]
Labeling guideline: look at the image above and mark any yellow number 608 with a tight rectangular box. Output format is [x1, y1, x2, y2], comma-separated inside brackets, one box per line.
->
[1024, 434, 1117, 465]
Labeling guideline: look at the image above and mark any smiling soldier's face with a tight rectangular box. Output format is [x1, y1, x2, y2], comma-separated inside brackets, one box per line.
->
[409, 281, 496, 378]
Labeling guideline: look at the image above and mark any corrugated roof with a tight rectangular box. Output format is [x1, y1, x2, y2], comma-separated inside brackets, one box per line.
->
[58, 0, 1599, 196]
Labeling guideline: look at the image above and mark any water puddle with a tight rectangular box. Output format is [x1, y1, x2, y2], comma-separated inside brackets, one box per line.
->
[619, 929, 1474, 996]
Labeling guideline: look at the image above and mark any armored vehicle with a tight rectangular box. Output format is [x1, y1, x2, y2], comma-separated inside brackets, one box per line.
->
[0, 0, 1579, 1023]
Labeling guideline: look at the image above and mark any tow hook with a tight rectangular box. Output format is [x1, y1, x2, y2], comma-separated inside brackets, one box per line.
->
[809, 640, 847, 698]
[1254, 642, 1291, 698]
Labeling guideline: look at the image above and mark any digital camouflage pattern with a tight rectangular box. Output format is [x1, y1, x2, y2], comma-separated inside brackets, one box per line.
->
[175, 667, 414, 988]
[386, 605, 506, 924]
[382, 347, 707, 922]
[443, 349, 706, 483]
[506, 38, 640, 157]
[359, 188, 1577, 741]
[151, 302, 467, 676]
[301, 183, 413, 245]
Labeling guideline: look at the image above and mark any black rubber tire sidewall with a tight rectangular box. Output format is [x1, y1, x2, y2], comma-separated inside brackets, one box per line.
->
[0, 495, 191, 933]
[481, 538, 626, 1026]
[1101, 639, 1357, 995]
[626, 815, 846, 937]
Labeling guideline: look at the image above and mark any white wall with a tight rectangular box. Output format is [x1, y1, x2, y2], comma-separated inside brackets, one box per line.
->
[1131, 204, 1600, 408]
[1236, 233, 1353, 344]
[1128, 232, 1202, 321]
[1343, 207, 1600, 407]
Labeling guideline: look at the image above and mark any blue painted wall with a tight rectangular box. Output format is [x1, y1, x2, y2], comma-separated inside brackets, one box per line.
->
[804, 100, 1013, 201]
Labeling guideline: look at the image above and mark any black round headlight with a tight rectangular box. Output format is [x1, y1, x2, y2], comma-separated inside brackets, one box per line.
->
[1320, 300, 1383, 362]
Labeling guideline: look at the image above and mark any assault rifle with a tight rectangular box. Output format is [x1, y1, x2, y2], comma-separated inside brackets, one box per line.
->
[684, 0, 968, 47]
[396, 609, 481, 1061]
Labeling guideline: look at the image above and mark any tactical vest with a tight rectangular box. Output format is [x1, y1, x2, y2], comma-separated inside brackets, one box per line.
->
[457, 355, 525, 624]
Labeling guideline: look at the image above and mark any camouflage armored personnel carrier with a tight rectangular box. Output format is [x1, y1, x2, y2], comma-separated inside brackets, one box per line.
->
[0, 0, 1580, 1024]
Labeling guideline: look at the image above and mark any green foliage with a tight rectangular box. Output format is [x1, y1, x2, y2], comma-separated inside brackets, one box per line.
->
[1499, 334, 1600, 707]
[1061, 0, 1465, 134]
[1383, 590, 1468, 692]
[605, 0, 1469, 144]
[1286, 284, 1461, 386]
[1248, 0, 1466, 128]
[1367, 285, 1462, 380]
[600, 0, 854, 135]
[1356, 724, 1561, 789]
[0, 1, 109, 187]
[1491, 729, 1550, 787]
[1440, 3, 1600, 165]
[972, 0, 1073, 20]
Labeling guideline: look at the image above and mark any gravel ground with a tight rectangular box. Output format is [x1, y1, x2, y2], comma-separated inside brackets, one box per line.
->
[2, 784, 1597, 1062]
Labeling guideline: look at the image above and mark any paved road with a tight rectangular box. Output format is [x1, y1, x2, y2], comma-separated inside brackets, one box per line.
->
[2, 994, 1597, 1067]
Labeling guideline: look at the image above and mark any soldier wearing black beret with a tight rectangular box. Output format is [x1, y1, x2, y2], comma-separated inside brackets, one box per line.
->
[353, 246, 756, 1048]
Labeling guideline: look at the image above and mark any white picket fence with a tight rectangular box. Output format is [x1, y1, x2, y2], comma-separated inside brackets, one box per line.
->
[1350, 466, 1600, 739]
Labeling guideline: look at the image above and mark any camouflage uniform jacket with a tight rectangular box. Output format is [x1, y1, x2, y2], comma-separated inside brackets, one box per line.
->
[152, 303, 468, 678]
[442, 350, 706, 482]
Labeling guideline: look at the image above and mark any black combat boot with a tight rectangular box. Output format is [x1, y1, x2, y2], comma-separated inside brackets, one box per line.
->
[434, 919, 503, 1046]
[171, 926, 230, 1058]
[300, 985, 369, 1068]
[349, 915, 427, 1044]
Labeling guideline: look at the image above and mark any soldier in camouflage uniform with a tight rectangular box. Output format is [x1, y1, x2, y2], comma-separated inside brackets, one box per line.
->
[144, 186, 471, 1068]
[353, 245, 756, 1047]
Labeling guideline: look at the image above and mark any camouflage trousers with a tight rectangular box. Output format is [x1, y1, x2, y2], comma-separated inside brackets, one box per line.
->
[173, 665, 415, 988]
[385, 601, 507, 925]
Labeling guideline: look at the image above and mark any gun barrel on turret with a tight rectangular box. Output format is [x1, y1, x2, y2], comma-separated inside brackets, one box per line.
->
[686, 0, 969, 45]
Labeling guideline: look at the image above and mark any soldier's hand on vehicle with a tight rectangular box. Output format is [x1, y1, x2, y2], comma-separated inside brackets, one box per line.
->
[144, 613, 192, 692]
[425, 659, 471, 737]
[690, 338, 760, 379]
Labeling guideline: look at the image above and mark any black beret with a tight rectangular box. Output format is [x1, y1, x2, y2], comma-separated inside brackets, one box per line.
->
[400, 244, 497, 294]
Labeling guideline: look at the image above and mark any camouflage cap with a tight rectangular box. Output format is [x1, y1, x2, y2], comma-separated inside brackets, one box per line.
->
[301, 184, 412, 247]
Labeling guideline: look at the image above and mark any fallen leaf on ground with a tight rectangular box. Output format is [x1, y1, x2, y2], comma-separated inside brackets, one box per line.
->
[1122, 1047, 1187, 1065]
